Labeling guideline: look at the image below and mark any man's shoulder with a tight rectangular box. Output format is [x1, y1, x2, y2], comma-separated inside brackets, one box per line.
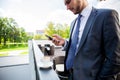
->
[94, 7, 117, 13]
[92, 7, 118, 17]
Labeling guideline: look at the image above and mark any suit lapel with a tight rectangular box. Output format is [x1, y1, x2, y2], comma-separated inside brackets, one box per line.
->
[67, 18, 77, 50]
[76, 8, 98, 55]
[70, 18, 77, 38]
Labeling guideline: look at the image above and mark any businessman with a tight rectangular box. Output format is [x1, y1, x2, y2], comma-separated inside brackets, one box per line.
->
[52, 0, 120, 80]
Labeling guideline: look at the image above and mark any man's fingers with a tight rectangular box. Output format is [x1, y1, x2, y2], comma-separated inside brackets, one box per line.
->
[52, 39, 60, 45]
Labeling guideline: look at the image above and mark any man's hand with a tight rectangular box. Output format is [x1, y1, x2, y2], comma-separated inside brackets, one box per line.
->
[52, 34, 65, 46]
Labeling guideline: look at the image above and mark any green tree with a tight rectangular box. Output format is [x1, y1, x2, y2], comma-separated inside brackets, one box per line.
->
[62, 24, 70, 38]
[45, 22, 56, 36]
[0, 17, 20, 45]
[7, 18, 20, 43]
[2, 17, 9, 45]
[33, 34, 42, 40]
[0, 17, 4, 44]
[0, 17, 29, 45]
[7, 18, 19, 43]
[45, 22, 70, 39]
[19, 27, 27, 42]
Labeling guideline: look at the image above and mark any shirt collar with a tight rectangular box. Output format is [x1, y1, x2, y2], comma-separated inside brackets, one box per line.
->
[80, 5, 92, 17]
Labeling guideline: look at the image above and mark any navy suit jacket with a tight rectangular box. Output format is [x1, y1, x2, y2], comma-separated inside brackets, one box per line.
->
[64, 7, 120, 80]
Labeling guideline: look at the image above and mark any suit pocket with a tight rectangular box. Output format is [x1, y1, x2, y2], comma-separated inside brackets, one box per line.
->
[99, 60, 120, 77]
[91, 69, 99, 77]
[97, 75, 118, 80]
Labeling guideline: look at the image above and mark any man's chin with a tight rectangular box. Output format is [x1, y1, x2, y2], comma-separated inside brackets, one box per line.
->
[73, 11, 77, 15]
[73, 11, 80, 15]
[73, 12, 79, 15]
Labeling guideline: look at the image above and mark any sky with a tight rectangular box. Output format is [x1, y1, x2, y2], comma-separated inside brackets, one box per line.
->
[0, 0, 120, 32]
[0, 0, 75, 32]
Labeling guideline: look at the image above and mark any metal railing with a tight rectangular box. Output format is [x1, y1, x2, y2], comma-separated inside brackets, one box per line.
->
[29, 40, 60, 80]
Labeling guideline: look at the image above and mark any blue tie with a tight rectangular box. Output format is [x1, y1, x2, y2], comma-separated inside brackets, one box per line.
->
[66, 14, 81, 70]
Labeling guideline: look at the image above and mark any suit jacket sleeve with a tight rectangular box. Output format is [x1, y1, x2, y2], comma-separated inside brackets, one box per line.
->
[99, 10, 120, 78]
[62, 40, 69, 51]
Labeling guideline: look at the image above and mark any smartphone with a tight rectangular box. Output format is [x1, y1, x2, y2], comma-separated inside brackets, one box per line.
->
[45, 34, 53, 40]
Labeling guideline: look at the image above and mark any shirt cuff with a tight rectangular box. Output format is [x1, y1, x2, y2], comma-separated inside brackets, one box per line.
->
[62, 40, 68, 51]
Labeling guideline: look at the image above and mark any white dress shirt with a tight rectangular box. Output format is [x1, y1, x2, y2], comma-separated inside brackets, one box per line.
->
[63, 5, 93, 52]
[76, 5, 92, 50]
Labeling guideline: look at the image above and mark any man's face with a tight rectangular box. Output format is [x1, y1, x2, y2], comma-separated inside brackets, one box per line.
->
[64, 0, 86, 14]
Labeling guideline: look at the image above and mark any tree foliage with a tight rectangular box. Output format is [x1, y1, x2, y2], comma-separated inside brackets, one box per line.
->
[0, 17, 30, 45]
[33, 34, 42, 40]
[0, 17, 70, 46]
[45, 22, 70, 39]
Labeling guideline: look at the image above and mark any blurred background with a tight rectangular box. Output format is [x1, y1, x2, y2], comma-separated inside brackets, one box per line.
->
[0, 0, 120, 56]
